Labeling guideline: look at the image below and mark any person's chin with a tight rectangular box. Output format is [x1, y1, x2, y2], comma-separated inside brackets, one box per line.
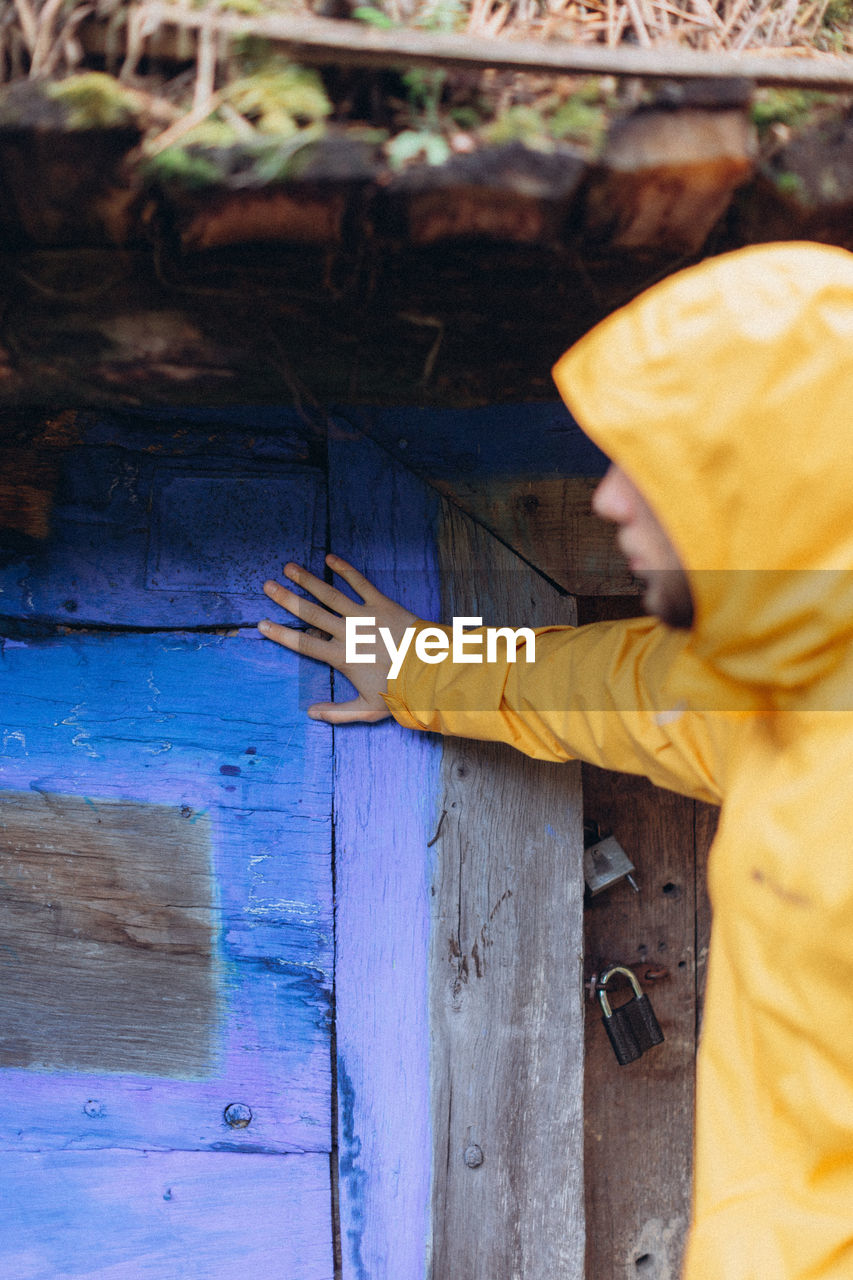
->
[642, 572, 695, 631]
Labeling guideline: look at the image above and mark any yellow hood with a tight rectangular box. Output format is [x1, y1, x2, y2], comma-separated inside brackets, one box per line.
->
[553, 243, 853, 708]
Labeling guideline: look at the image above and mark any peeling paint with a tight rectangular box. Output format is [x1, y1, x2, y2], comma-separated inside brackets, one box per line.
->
[2, 730, 26, 754]
[337, 1058, 369, 1280]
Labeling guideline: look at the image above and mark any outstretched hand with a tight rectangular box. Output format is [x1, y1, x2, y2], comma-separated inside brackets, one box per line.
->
[258, 554, 420, 724]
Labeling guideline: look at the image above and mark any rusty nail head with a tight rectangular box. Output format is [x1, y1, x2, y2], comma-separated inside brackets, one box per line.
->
[224, 1102, 253, 1129]
[464, 1144, 484, 1168]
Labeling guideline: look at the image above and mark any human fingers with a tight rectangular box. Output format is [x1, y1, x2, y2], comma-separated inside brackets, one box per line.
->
[324, 554, 385, 605]
[258, 617, 344, 667]
[279, 560, 375, 616]
[263, 579, 346, 640]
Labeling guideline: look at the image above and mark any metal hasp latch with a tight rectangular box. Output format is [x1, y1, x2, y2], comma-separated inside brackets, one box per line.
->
[583, 822, 639, 897]
[598, 965, 665, 1066]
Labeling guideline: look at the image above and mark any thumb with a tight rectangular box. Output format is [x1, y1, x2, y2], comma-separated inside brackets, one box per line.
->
[307, 698, 391, 725]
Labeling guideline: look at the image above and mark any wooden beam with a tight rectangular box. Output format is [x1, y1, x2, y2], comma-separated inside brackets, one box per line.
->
[432, 505, 584, 1278]
[111, 6, 853, 90]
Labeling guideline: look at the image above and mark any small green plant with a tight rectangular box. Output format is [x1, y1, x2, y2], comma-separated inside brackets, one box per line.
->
[401, 69, 446, 131]
[386, 128, 451, 168]
[355, 0, 464, 145]
[773, 170, 807, 201]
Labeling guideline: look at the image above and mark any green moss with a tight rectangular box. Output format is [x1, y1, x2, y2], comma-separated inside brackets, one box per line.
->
[226, 65, 332, 135]
[143, 146, 223, 190]
[483, 105, 551, 147]
[549, 96, 607, 151]
[353, 5, 396, 26]
[45, 73, 139, 129]
[179, 118, 241, 148]
[751, 89, 833, 134]
[480, 84, 607, 154]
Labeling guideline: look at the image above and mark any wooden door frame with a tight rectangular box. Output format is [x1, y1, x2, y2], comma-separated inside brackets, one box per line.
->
[331, 433, 585, 1279]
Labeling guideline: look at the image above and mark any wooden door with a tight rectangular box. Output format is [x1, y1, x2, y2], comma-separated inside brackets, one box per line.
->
[0, 411, 586, 1279]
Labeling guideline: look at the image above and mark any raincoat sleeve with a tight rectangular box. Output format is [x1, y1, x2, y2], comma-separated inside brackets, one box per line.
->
[384, 616, 727, 804]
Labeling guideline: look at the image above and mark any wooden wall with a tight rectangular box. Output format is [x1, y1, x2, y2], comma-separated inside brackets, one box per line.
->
[0, 402, 711, 1278]
[367, 414, 716, 1279]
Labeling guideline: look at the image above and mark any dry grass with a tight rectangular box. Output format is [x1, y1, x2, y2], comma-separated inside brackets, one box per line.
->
[1, 0, 851, 89]
[461, 0, 853, 52]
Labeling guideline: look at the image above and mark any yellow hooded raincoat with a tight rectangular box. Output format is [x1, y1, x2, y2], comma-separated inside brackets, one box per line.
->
[385, 242, 853, 1279]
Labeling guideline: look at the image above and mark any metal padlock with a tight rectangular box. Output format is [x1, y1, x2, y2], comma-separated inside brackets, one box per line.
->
[583, 827, 639, 897]
[598, 965, 664, 1066]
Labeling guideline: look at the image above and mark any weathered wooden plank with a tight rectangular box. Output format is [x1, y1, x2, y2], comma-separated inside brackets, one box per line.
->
[85, 5, 853, 90]
[0, 1150, 333, 1280]
[0, 417, 325, 625]
[577, 594, 699, 1279]
[581, 762, 698, 1280]
[432, 476, 635, 596]
[583, 108, 756, 255]
[0, 245, 679, 408]
[430, 504, 584, 1279]
[341, 406, 635, 595]
[694, 801, 718, 1014]
[330, 432, 443, 1280]
[0, 629, 333, 1153]
[0, 790, 217, 1078]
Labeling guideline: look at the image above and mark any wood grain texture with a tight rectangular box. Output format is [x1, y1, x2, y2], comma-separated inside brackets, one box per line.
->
[581, 765, 698, 1280]
[432, 476, 635, 596]
[430, 503, 584, 1279]
[0, 791, 216, 1077]
[331, 432, 444, 1280]
[0, 1150, 333, 1280]
[694, 802, 718, 1017]
[0, 629, 333, 1154]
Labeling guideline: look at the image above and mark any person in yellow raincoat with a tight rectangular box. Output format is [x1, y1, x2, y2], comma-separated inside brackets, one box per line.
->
[259, 240, 853, 1279]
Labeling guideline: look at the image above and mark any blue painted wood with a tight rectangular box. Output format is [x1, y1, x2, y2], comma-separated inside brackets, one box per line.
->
[0, 629, 333, 1154]
[0, 1151, 333, 1279]
[0, 417, 325, 626]
[331, 434, 443, 1280]
[339, 403, 610, 480]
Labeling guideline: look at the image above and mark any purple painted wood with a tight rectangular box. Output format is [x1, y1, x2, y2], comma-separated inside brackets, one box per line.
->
[0, 1150, 333, 1279]
[0, 629, 332, 1153]
[0, 411, 337, 1278]
[330, 432, 443, 1280]
[0, 414, 325, 627]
